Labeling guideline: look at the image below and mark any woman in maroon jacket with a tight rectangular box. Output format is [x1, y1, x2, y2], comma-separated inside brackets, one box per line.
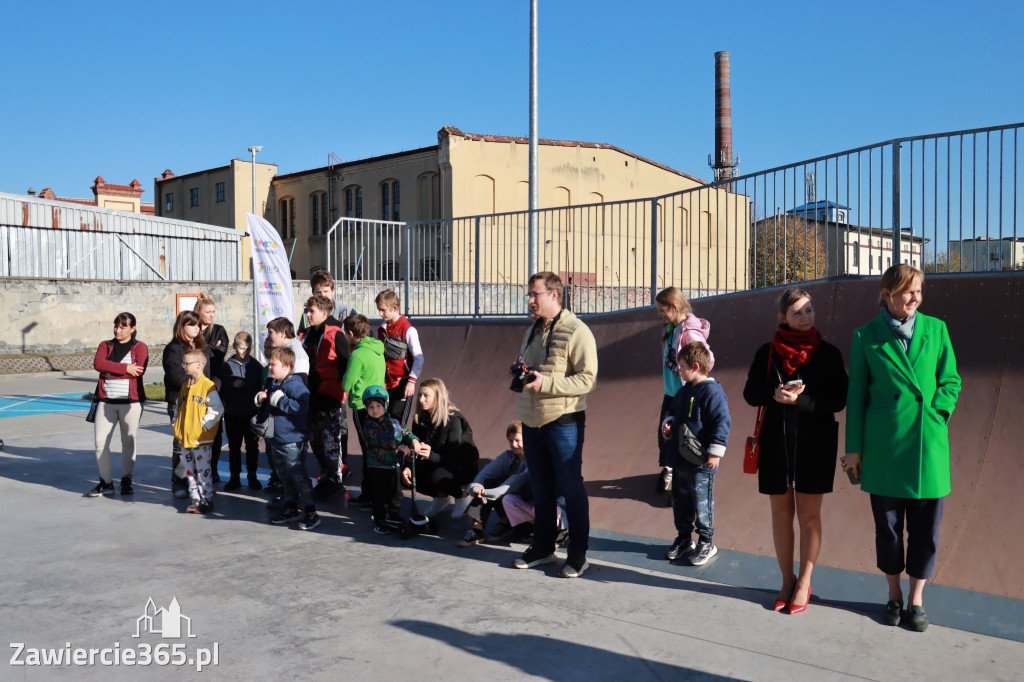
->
[87, 312, 148, 497]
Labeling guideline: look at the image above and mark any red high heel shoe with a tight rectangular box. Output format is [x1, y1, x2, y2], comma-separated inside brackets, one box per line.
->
[788, 584, 812, 614]
[774, 578, 796, 611]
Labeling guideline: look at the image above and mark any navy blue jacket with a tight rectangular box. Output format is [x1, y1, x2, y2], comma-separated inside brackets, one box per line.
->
[257, 373, 309, 444]
[666, 378, 731, 467]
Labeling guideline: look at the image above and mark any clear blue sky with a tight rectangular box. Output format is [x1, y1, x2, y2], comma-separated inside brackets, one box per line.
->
[3, 1, 1022, 202]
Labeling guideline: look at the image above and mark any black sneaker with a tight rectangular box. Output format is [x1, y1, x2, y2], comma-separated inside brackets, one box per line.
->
[198, 500, 214, 514]
[299, 511, 321, 531]
[513, 545, 556, 569]
[665, 536, 696, 561]
[883, 599, 903, 626]
[373, 519, 392, 535]
[560, 549, 590, 578]
[456, 528, 484, 547]
[485, 521, 515, 543]
[247, 475, 263, 490]
[87, 480, 115, 497]
[271, 508, 301, 525]
[119, 476, 134, 495]
[689, 540, 718, 566]
[905, 604, 928, 632]
[223, 477, 242, 491]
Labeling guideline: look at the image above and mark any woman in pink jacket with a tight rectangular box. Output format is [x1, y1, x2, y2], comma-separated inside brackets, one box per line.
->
[87, 312, 148, 497]
[653, 287, 713, 504]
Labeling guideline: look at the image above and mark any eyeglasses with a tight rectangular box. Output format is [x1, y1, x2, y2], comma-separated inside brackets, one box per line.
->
[527, 289, 553, 299]
[181, 361, 202, 367]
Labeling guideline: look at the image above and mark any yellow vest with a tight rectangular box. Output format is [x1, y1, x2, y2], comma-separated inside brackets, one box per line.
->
[516, 309, 598, 428]
[173, 375, 221, 448]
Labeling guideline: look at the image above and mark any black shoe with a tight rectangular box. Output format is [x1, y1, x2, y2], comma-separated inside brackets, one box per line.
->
[905, 604, 928, 632]
[514, 544, 556, 569]
[689, 540, 718, 566]
[223, 477, 242, 491]
[198, 500, 214, 514]
[299, 511, 321, 531]
[560, 549, 590, 578]
[457, 528, 484, 547]
[119, 476, 134, 495]
[485, 521, 515, 543]
[87, 480, 115, 497]
[315, 477, 345, 501]
[267, 495, 289, 509]
[665, 535, 696, 561]
[373, 519, 392, 535]
[883, 599, 903, 626]
[271, 508, 301, 525]
[247, 475, 263, 490]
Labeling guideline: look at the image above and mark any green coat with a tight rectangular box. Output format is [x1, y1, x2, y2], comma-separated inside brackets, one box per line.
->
[845, 311, 961, 499]
[341, 337, 385, 409]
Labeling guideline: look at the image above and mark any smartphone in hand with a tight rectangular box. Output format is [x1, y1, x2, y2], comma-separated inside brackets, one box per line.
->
[846, 467, 861, 485]
[783, 379, 804, 390]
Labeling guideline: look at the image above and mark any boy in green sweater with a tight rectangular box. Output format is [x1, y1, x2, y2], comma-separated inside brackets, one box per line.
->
[341, 313, 385, 508]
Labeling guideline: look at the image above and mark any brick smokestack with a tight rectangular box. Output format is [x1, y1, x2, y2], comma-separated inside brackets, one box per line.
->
[710, 50, 739, 183]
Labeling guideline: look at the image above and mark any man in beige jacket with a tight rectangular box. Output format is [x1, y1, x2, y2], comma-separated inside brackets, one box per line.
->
[513, 272, 598, 578]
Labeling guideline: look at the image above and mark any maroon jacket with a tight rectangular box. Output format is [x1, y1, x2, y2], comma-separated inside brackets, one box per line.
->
[93, 339, 148, 402]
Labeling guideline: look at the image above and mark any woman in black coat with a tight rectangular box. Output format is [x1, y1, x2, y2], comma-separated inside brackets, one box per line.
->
[163, 310, 213, 498]
[743, 288, 848, 614]
[195, 293, 229, 480]
[404, 378, 480, 518]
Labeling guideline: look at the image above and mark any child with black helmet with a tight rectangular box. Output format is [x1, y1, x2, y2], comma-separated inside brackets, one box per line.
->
[359, 385, 418, 533]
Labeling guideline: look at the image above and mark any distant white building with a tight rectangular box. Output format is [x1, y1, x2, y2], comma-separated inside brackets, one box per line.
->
[949, 237, 1024, 271]
[837, 224, 925, 276]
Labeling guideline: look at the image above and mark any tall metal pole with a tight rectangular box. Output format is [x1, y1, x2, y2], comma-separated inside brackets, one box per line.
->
[247, 145, 262, 358]
[528, 0, 539, 276]
[248, 145, 262, 215]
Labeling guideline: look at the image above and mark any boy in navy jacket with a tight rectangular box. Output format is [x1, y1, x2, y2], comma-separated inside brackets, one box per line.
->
[661, 342, 731, 566]
[256, 347, 319, 531]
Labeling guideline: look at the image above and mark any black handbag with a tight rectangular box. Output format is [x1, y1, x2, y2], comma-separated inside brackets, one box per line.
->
[250, 413, 274, 439]
[382, 334, 409, 361]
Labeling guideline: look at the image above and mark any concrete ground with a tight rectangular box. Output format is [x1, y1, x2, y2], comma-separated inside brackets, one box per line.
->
[1, 372, 1021, 681]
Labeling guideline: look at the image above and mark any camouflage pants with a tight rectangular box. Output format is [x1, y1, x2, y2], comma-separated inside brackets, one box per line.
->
[671, 458, 716, 543]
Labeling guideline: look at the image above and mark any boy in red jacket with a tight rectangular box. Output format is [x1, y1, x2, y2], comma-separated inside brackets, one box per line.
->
[375, 289, 423, 426]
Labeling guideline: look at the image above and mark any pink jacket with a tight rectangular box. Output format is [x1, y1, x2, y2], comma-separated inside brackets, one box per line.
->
[664, 313, 714, 375]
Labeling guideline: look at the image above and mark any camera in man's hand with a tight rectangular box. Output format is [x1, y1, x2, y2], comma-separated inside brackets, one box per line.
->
[509, 360, 537, 393]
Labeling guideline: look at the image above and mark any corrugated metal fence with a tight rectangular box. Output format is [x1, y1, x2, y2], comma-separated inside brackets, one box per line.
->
[0, 192, 245, 280]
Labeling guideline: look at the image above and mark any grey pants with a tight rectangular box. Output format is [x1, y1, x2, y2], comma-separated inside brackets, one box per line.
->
[93, 402, 142, 482]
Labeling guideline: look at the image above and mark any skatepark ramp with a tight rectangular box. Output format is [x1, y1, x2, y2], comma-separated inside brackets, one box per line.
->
[413, 273, 1023, 599]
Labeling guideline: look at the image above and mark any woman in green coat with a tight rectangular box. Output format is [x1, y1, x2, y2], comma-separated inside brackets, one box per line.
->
[843, 264, 961, 633]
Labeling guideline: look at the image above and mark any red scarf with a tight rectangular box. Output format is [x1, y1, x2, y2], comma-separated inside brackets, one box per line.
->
[771, 325, 822, 375]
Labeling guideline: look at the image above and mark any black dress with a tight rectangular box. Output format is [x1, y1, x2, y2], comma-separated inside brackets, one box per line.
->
[743, 340, 848, 495]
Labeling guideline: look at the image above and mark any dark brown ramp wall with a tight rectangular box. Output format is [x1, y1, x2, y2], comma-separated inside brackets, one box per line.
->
[411, 273, 1023, 599]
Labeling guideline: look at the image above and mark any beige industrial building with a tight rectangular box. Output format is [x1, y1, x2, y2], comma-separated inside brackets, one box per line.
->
[154, 126, 749, 291]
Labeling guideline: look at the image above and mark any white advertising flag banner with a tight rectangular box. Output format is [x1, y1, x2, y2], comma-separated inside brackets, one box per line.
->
[246, 213, 294, 354]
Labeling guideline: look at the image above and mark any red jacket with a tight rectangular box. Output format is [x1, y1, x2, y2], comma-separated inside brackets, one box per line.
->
[378, 315, 413, 390]
[300, 317, 349, 406]
[93, 339, 148, 401]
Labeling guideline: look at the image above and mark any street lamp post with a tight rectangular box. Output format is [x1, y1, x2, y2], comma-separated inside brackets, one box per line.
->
[247, 145, 262, 215]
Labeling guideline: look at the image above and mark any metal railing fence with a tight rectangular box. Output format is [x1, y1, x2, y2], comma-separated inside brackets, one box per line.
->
[327, 122, 1022, 317]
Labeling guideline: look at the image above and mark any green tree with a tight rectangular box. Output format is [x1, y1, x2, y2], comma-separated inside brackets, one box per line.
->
[749, 216, 829, 287]
[923, 248, 964, 273]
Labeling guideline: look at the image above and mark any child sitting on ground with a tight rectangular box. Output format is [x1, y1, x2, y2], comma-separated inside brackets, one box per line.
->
[661, 342, 731, 566]
[174, 349, 224, 514]
[256, 347, 320, 531]
[454, 421, 529, 547]
[219, 332, 264, 491]
[500, 470, 569, 547]
[360, 385, 417, 534]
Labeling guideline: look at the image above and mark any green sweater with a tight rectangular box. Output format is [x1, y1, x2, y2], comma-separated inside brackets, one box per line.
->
[342, 337, 385, 409]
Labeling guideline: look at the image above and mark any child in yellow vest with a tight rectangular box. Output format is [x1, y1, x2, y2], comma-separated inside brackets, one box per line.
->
[174, 349, 224, 513]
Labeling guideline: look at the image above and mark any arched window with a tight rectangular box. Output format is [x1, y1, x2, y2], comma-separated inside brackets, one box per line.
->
[310, 192, 328, 236]
[344, 186, 363, 219]
[278, 197, 294, 238]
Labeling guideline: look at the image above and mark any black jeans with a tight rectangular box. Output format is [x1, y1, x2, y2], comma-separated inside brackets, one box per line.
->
[367, 466, 402, 522]
[224, 413, 259, 478]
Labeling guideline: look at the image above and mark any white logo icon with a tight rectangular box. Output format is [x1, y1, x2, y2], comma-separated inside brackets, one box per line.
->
[134, 597, 195, 639]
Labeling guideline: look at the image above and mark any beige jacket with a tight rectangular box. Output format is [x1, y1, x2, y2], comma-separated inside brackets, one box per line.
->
[516, 309, 598, 428]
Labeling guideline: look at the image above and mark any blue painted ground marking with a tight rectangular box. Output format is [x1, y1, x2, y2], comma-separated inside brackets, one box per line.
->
[0, 392, 92, 418]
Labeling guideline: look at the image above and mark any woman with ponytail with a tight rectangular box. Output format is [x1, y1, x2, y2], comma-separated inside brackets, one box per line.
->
[743, 288, 847, 614]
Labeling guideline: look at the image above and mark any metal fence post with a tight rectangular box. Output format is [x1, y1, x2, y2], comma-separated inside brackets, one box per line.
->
[403, 221, 411, 315]
[891, 140, 902, 268]
[475, 216, 482, 317]
[650, 198, 659, 303]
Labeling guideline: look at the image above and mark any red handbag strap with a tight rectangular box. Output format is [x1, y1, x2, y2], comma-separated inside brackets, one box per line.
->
[752, 347, 774, 440]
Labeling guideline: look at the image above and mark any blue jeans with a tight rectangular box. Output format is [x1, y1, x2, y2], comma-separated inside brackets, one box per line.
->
[671, 458, 716, 543]
[523, 421, 589, 553]
[268, 440, 314, 510]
